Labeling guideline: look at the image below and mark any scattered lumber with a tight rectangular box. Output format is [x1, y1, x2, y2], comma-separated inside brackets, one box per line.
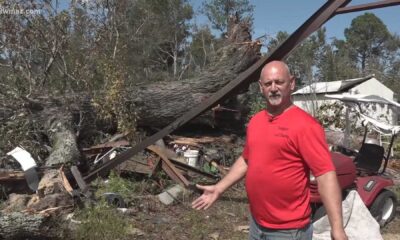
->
[116, 155, 159, 176]
[0, 169, 41, 195]
[170, 135, 235, 147]
[82, 140, 130, 157]
[0, 169, 25, 181]
[147, 145, 190, 187]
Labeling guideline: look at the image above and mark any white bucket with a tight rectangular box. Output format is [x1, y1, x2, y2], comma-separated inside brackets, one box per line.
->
[184, 150, 199, 167]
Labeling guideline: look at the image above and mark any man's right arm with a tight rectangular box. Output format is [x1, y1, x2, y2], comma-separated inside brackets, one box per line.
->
[191, 156, 248, 210]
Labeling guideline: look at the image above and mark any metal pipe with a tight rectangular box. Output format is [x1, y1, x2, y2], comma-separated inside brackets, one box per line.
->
[336, 0, 400, 14]
[381, 134, 397, 174]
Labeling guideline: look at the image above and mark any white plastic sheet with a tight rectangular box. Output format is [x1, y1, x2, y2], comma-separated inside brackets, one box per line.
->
[7, 146, 37, 171]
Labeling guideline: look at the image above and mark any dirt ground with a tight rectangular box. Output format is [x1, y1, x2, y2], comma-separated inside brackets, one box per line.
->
[130, 183, 250, 240]
[127, 181, 400, 240]
[382, 214, 400, 240]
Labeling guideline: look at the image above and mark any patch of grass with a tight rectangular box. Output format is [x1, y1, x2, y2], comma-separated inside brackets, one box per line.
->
[93, 171, 142, 203]
[184, 210, 214, 239]
[178, 186, 249, 240]
[73, 201, 133, 240]
[126, 182, 250, 239]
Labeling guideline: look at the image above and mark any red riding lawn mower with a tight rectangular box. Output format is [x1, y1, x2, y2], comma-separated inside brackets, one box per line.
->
[310, 94, 400, 227]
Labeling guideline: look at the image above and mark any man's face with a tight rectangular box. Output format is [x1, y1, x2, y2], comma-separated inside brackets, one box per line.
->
[258, 65, 295, 111]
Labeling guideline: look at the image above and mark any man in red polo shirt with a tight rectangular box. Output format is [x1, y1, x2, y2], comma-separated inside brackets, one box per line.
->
[192, 61, 348, 240]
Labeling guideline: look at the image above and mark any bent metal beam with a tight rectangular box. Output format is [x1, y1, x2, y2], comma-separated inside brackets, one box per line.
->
[336, 0, 400, 15]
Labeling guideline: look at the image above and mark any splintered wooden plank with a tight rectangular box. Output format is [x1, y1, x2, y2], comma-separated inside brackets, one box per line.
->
[71, 166, 88, 192]
[0, 169, 25, 181]
[147, 145, 190, 187]
[116, 158, 154, 175]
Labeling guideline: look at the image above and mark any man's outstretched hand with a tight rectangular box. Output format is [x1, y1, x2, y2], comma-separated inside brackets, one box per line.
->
[192, 156, 247, 210]
[191, 184, 221, 210]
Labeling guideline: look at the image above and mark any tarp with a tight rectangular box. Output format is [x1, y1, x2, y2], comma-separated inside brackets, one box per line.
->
[313, 190, 383, 240]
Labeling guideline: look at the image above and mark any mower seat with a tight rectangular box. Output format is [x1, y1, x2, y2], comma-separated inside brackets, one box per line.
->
[354, 143, 384, 173]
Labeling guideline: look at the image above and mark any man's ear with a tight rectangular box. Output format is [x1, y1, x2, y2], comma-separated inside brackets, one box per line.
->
[258, 80, 263, 93]
[290, 76, 295, 91]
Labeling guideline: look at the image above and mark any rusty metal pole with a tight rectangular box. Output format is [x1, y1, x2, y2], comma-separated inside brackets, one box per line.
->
[336, 0, 400, 15]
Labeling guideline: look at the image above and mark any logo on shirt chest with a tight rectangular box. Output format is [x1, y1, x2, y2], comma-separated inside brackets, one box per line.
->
[274, 126, 289, 138]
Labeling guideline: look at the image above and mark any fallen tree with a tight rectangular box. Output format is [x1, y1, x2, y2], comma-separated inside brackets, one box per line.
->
[0, 16, 260, 170]
[0, 17, 260, 237]
[129, 17, 261, 129]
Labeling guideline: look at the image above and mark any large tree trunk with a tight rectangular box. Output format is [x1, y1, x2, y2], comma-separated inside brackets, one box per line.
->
[129, 19, 261, 130]
[0, 212, 53, 240]
[44, 110, 80, 167]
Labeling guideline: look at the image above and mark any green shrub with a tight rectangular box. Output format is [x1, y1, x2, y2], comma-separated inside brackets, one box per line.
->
[247, 95, 264, 120]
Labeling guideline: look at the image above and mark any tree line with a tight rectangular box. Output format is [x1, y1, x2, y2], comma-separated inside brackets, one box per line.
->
[0, 0, 399, 98]
[269, 13, 400, 95]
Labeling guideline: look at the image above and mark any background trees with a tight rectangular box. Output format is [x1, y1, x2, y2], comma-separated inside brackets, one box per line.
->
[0, 1, 399, 134]
[344, 13, 392, 73]
[1, 1, 398, 96]
[201, 0, 254, 35]
[263, 12, 399, 95]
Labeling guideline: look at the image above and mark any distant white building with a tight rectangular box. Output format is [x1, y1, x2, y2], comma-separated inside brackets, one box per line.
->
[292, 75, 397, 125]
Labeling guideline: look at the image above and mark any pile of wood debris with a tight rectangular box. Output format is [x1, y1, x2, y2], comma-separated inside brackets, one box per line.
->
[0, 16, 258, 239]
[0, 132, 244, 239]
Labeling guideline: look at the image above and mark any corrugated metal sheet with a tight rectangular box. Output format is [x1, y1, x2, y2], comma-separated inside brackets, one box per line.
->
[292, 76, 373, 95]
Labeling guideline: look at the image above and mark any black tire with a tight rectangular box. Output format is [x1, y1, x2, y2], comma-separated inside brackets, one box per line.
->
[312, 205, 327, 223]
[369, 189, 397, 227]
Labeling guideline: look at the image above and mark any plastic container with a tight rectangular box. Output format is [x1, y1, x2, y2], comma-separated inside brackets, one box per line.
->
[184, 149, 199, 167]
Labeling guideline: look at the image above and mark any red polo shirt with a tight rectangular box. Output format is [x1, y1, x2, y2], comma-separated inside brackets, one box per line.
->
[243, 106, 335, 229]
